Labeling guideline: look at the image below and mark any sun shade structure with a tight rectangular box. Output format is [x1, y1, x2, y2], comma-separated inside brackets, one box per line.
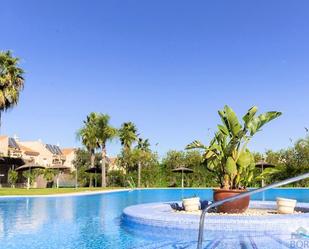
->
[172, 167, 194, 188]
[255, 160, 275, 187]
[0, 157, 25, 166]
[49, 165, 71, 188]
[16, 164, 46, 189]
[85, 167, 102, 187]
[49, 165, 71, 170]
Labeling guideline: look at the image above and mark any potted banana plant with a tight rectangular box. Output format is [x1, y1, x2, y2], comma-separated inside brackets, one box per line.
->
[186, 105, 281, 213]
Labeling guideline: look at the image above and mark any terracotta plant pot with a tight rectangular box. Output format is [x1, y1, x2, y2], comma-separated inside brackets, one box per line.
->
[213, 189, 250, 213]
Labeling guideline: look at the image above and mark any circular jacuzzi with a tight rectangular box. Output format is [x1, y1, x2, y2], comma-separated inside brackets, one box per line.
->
[122, 201, 309, 234]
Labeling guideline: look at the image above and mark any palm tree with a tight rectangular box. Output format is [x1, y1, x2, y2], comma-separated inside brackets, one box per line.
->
[77, 113, 99, 187]
[0, 51, 25, 131]
[119, 122, 138, 152]
[43, 168, 56, 188]
[8, 169, 18, 188]
[95, 113, 117, 187]
[137, 138, 151, 152]
[136, 138, 151, 188]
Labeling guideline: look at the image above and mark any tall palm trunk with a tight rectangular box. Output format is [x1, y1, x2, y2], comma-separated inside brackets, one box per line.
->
[101, 144, 107, 188]
[137, 161, 141, 188]
[89, 151, 95, 187]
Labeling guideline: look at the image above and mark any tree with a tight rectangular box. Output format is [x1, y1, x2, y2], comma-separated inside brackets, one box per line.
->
[123, 148, 159, 188]
[264, 136, 309, 187]
[117, 136, 159, 188]
[161, 150, 215, 187]
[77, 113, 99, 187]
[8, 169, 18, 188]
[73, 148, 103, 187]
[186, 105, 281, 189]
[95, 113, 117, 187]
[73, 148, 92, 187]
[43, 168, 56, 188]
[135, 138, 151, 187]
[119, 122, 138, 152]
[107, 170, 126, 187]
[0, 51, 25, 131]
[22, 169, 41, 188]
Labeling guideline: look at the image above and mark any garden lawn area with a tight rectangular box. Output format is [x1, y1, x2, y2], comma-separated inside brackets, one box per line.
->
[0, 187, 123, 196]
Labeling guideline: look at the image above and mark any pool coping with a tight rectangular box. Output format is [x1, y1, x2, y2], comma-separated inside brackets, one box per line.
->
[0, 187, 308, 198]
[0, 188, 131, 199]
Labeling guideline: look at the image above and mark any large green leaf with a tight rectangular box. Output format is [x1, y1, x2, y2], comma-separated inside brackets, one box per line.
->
[236, 150, 252, 169]
[247, 117, 259, 135]
[186, 140, 207, 150]
[224, 137, 238, 157]
[206, 158, 218, 172]
[243, 106, 258, 125]
[247, 111, 282, 135]
[256, 111, 282, 130]
[224, 105, 242, 137]
[256, 167, 281, 180]
[218, 124, 229, 136]
[204, 150, 215, 159]
[225, 157, 237, 176]
[247, 171, 254, 183]
[218, 110, 230, 133]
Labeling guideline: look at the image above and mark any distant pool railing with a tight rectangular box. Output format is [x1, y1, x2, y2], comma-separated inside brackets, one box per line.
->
[197, 172, 309, 249]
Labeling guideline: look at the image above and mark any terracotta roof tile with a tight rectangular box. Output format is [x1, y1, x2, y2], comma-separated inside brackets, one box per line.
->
[0, 136, 8, 141]
[61, 148, 75, 155]
[18, 143, 40, 156]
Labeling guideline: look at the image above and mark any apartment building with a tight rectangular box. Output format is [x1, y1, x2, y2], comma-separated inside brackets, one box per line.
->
[62, 148, 76, 171]
[0, 135, 76, 186]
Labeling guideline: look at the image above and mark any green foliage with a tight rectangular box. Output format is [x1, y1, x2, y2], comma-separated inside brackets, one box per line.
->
[161, 150, 216, 187]
[117, 143, 160, 187]
[107, 170, 126, 187]
[77, 112, 117, 187]
[72, 106, 309, 189]
[126, 176, 136, 188]
[95, 114, 118, 145]
[73, 149, 102, 187]
[22, 169, 41, 186]
[77, 113, 99, 169]
[187, 105, 282, 189]
[91, 113, 117, 187]
[226, 157, 237, 178]
[119, 122, 138, 152]
[261, 136, 309, 187]
[0, 51, 25, 113]
[43, 169, 56, 185]
[8, 169, 18, 188]
[43, 169, 55, 182]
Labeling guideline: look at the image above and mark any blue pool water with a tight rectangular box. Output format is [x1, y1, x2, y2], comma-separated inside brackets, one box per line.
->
[0, 188, 308, 249]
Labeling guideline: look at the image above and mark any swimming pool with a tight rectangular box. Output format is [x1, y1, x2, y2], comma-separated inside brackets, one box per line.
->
[0, 188, 308, 249]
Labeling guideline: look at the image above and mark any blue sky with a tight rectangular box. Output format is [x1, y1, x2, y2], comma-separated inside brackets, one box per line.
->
[1, 0, 308, 157]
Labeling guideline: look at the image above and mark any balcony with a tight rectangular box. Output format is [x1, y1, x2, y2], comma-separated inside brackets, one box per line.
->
[8, 149, 22, 158]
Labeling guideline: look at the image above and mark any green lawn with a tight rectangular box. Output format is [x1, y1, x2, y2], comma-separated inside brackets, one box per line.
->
[0, 187, 123, 196]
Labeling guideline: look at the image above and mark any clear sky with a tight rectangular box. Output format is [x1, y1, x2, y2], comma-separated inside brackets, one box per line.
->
[1, 0, 308, 157]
